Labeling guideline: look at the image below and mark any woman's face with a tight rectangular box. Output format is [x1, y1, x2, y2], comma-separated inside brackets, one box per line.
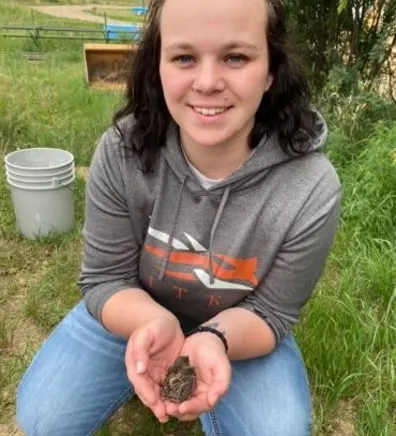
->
[159, 0, 273, 150]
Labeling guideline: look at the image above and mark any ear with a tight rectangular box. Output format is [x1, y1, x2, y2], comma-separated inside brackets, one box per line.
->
[264, 74, 273, 92]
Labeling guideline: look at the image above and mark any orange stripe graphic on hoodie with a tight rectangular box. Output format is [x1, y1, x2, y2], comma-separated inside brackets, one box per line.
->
[144, 243, 258, 287]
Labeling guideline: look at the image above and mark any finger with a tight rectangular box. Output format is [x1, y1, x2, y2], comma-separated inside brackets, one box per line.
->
[133, 374, 158, 407]
[178, 395, 211, 416]
[138, 393, 169, 423]
[165, 401, 178, 416]
[150, 399, 169, 423]
[176, 413, 200, 422]
[167, 405, 198, 422]
[136, 391, 151, 408]
[128, 331, 155, 375]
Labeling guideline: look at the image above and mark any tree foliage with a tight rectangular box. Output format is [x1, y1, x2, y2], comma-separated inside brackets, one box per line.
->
[286, 0, 396, 97]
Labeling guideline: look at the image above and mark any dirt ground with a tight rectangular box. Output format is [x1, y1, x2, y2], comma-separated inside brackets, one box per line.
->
[28, 4, 131, 25]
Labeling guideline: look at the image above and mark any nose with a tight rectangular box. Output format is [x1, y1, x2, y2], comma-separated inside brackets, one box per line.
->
[192, 59, 224, 93]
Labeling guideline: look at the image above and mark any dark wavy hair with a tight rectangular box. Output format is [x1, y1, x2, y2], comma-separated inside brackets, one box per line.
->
[113, 0, 316, 173]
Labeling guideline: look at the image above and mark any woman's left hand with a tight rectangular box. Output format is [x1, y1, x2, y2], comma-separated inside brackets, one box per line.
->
[165, 332, 232, 421]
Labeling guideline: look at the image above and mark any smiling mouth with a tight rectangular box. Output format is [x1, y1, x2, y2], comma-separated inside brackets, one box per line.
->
[189, 105, 232, 116]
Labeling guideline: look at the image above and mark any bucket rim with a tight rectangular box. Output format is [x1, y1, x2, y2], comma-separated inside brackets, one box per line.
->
[6, 166, 74, 180]
[7, 175, 75, 191]
[7, 171, 75, 185]
[4, 147, 74, 171]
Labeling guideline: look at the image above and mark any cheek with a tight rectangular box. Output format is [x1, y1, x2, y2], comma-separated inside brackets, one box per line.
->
[160, 64, 188, 103]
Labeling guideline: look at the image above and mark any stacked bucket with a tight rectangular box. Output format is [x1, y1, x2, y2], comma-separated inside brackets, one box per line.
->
[4, 148, 76, 239]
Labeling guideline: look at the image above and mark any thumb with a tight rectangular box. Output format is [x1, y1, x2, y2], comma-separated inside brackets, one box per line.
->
[207, 364, 231, 407]
[135, 352, 149, 374]
[207, 388, 220, 409]
[126, 328, 154, 376]
[207, 380, 228, 408]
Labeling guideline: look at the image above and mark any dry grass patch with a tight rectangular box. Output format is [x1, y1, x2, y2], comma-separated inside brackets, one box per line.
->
[326, 400, 357, 436]
[0, 240, 59, 432]
[76, 165, 90, 181]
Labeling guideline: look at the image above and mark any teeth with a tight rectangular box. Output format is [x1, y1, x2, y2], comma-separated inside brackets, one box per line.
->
[194, 107, 226, 116]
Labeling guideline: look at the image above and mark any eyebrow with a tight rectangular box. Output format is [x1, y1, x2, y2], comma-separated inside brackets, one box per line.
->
[163, 41, 259, 52]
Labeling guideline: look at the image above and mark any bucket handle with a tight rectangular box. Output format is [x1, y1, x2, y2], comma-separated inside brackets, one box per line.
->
[51, 177, 75, 190]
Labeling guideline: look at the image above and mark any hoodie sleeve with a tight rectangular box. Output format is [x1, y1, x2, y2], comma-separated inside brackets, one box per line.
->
[237, 170, 342, 346]
[78, 129, 142, 323]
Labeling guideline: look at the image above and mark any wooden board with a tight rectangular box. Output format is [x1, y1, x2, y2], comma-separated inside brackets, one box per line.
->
[83, 43, 138, 89]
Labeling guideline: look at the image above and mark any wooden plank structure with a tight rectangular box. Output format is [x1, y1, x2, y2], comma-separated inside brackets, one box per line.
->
[83, 43, 137, 89]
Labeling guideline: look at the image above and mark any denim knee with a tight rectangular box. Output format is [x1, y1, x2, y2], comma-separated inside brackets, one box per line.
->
[260, 403, 312, 436]
[202, 399, 311, 436]
[16, 353, 74, 436]
[16, 383, 54, 436]
[15, 301, 132, 436]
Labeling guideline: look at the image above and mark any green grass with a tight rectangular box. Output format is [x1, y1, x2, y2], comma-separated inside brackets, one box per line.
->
[1, 2, 396, 435]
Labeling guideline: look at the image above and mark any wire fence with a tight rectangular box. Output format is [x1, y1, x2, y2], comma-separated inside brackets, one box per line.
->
[0, 13, 142, 46]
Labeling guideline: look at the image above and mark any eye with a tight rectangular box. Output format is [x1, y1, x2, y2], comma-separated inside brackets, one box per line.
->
[173, 55, 195, 67]
[225, 54, 248, 66]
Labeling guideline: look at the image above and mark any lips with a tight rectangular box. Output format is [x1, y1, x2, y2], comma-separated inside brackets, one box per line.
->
[190, 105, 232, 116]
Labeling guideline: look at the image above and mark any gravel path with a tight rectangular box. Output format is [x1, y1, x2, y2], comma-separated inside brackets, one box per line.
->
[27, 4, 132, 25]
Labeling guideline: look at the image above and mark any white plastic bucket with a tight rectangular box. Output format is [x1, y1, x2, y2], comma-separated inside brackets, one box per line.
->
[4, 148, 76, 239]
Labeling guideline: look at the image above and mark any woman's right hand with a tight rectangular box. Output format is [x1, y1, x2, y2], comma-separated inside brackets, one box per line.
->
[125, 316, 185, 422]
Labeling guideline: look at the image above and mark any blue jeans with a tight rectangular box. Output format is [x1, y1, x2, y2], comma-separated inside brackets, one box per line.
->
[16, 300, 312, 436]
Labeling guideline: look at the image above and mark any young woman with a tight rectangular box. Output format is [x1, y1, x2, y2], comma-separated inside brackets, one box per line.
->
[16, 0, 341, 434]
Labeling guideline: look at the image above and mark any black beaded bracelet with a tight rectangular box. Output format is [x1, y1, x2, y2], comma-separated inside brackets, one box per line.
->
[186, 325, 229, 353]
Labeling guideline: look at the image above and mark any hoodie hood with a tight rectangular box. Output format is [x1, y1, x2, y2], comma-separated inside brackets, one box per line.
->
[158, 108, 328, 282]
[161, 108, 328, 195]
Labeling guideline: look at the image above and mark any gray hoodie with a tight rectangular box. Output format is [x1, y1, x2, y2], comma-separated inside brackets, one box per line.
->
[79, 111, 341, 345]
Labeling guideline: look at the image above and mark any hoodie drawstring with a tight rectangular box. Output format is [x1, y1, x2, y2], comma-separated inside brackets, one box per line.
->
[158, 176, 187, 281]
[208, 186, 230, 284]
[158, 178, 230, 284]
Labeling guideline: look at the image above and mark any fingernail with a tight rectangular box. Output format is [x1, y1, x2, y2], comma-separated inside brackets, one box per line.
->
[136, 361, 144, 374]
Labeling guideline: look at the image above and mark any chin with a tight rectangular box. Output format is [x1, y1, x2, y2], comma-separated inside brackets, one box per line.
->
[187, 132, 233, 148]
[181, 125, 236, 147]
